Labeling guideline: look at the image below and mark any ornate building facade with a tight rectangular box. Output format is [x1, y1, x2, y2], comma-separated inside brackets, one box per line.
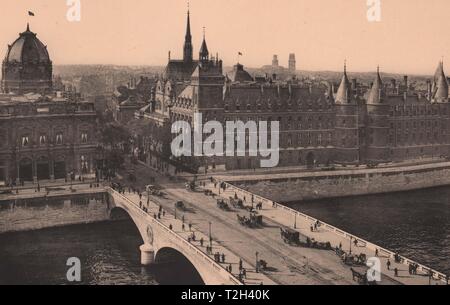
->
[0, 25, 98, 185]
[126, 10, 450, 173]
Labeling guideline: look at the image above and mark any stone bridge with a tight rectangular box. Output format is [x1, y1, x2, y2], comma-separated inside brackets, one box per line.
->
[107, 188, 242, 285]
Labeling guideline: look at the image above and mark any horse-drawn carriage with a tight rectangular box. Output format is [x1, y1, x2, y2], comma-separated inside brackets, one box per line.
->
[306, 237, 332, 250]
[217, 199, 231, 211]
[146, 185, 163, 197]
[185, 181, 195, 191]
[230, 197, 244, 209]
[280, 227, 301, 245]
[175, 201, 188, 211]
[237, 213, 263, 228]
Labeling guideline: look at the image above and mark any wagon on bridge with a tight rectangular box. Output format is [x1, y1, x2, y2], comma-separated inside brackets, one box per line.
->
[217, 199, 231, 211]
[175, 201, 188, 211]
[230, 197, 244, 209]
[280, 227, 300, 245]
[306, 237, 332, 250]
[237, 213, 263, 228]
[185, 181, 195, 191]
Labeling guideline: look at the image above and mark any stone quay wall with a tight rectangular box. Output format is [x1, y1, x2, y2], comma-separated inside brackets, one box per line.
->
[230, 162, 450, 203]
[0, 191, 109, 234]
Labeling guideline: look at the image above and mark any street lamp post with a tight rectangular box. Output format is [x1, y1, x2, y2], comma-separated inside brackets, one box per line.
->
[349, 236, 353, 254]
[294, 213, 297, 229]
[174, 203, 177, 219]
[209, 221, 212, 248]
[256, 251, 259, 273]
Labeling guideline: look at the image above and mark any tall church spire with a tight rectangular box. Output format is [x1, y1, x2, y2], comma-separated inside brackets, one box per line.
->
[183, 6, 193, 62]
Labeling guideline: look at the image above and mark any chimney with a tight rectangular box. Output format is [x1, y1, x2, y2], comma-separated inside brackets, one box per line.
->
[403, 75, 408, 89]
[427, 79, 432, 100]
[391, 79, 396, 88]
[351, 78, 357, 90]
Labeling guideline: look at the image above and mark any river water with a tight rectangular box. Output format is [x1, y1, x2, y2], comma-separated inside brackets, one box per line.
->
[287, 186, 450, 275]
[0, 186, 449, 284]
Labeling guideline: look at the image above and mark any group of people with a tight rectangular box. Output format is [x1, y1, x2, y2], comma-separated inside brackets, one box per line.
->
[213, 252, 226, 264]
[310, 220, 321, 232]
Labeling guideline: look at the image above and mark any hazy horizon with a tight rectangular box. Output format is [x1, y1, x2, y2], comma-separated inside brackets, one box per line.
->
[1, 0, 449, 75]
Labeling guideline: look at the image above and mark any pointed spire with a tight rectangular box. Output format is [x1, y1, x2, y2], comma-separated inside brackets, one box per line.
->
[186, 5, 191, 39]
[335, 61, 352, 104]
[183, 3, 193, 62]
[199, 27, 209, 62]
[433, 60, 449, 102]
[367, 66, 385, 104]
[26, 23, 30, 31]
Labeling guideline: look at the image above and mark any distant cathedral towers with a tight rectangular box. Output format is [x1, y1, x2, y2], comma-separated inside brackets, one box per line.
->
[272, 55, 279, 67]
[289, 53, 296, 73]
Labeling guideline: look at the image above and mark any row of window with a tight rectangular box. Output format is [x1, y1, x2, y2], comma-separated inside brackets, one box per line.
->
[20, 133, 89, 147]
[225, 103, 332, 112]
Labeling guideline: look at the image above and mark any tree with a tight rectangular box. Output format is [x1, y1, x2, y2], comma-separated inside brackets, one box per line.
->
[100, 123, 132, 173]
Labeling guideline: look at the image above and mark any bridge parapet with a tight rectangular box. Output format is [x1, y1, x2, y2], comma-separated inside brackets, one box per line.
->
[216, 181, 449, 285]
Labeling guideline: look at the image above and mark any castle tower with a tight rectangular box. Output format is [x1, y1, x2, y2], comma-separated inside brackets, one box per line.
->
[366, 66, 390, 162]
[288, 53, 296, 73]
[334, 63, 361, 164]
[183, 9, 193, 62]
[432, 61, 449, 103]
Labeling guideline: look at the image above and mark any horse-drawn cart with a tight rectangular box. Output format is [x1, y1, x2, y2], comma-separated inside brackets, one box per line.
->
[230, 197, 244, 209]
[237, 213, 263, 228]
[280, 227, 301, 245]
[217, 199, 231, 211]
[175, 201, 188, 211]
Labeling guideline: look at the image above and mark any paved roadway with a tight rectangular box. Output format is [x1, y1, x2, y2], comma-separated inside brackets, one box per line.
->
[120, 160, 447, 285]
[119, 161, 370, 285]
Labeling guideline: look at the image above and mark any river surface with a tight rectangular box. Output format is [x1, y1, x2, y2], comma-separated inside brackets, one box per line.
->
[287, 186, 450, 275]
[0, 219, 203, 285]
[0, 186, 449, 284]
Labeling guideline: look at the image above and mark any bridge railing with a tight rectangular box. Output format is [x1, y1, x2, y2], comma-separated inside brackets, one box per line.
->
[217, 181, 448, 284]
[107, 187, 242, 286]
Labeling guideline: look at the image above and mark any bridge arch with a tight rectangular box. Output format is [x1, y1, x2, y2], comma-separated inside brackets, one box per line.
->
[154, 247, 205, 285]
[107, 189, 241, 285]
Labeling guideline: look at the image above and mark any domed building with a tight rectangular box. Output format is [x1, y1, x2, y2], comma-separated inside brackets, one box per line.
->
[0, 25, 99, 186]
[227, 63, 253, 82]
[1, 24, 53, 94]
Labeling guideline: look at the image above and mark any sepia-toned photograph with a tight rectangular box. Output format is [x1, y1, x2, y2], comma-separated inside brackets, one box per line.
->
[0, 0, 449, 294]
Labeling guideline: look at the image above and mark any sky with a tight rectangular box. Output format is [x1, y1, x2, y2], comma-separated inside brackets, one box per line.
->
[0, 0, 449, 74]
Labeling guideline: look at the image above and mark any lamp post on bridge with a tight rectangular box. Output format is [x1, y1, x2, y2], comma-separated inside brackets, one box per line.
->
[255, 251, 259, 273]
[349, 236, 353, 255]
[174, 203, 177, 220]
[294, 213, 297, 229]
[209, 221, 212, 248]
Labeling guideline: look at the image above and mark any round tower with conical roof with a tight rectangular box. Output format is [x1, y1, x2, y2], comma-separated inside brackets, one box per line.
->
[365, 67, 390, 162]
[334, 63, 361, 164]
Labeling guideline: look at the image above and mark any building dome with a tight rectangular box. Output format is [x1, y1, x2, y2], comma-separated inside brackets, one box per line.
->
[5, 24, 51, 64]
[1, 24, 53, 94]
[228, 63, 253, 82]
